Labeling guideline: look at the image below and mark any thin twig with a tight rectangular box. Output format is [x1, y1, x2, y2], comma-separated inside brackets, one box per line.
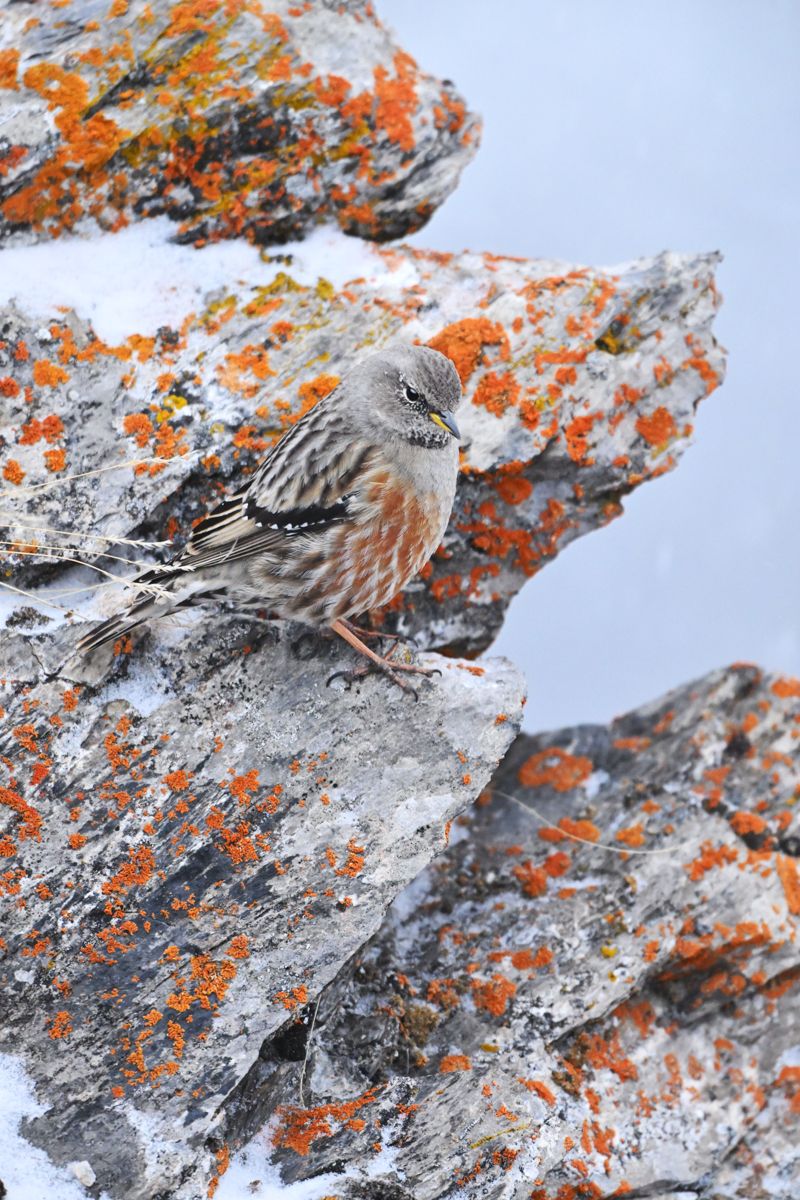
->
[0, 512, 171, 549]
[298, 996, 320, 1108]
[0, 578, 74, 615]
[0, 539, 158, 572]
[0, 453, 198, 499]
[0, 546, 171, 600]
[493, 786, 700, 858]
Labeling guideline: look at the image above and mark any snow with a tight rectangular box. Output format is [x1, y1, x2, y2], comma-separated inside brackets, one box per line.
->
[0, 219, 419, 344]
[0, 1054, 110, 1200]
[215, 1140, 344, 1200]
[0, 1050, 405, 1199]
[216, 1128, 402, 1200]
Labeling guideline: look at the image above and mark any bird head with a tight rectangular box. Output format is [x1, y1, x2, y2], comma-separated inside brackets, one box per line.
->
[351, 344, 462, 449]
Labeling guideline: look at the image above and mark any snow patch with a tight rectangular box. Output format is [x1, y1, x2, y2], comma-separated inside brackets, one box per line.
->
[583, 769, 610, 800]
[216, 1126, 402, 1199]
[216, 1143, 344, 1200]
[0, 220, 419, 344]
[0, 1054, 110, 1200]
[775, 1043, 800, 1070]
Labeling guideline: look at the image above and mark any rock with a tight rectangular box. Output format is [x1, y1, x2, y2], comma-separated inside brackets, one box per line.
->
[0, 11, 738, 1200]
[0, 0, 478, 247]
[0, 612, 524, 1200]
[67, 1161, 97, 1188]
[248, 664, 800, 1199]
[0, 240, 724, 656]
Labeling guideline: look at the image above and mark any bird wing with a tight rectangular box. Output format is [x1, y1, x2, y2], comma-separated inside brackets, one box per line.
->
[175, 393, 375, 572]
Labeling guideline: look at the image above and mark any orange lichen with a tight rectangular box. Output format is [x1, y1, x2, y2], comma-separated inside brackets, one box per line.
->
[729, 811, 766, 837]
[613, 737, 651, 752]
[295, 373, 340, 420]
[123, 412, 154, 445]
[274, 985, 309, 1010]
[0, 49, 20, 89]
[44, 448, 67, 472]
[776, 854, 800, 915]
[771, 676, 800, 699]
[564, 413, 601, 463]
[101, 846, 156, 895]
[32, 360, 70, 388]
[473, 370, 520, 417]
[0, 784, 42, 843]
[440, 1055, 471, 1073]
[512, 861, 548, 898]
[314, 74, 350, 108]
[3, 459, 25, 484]
[217, 344, 275, 397]
[205, 809, 259, 865]
[518, 1078, 556, 1105]
[685, 841, 739, 881]
[635, 407, 676, 447]
[48, 1009, 73, 1039]
[539, 818, 601, 844]
[683, 353, 720, 395]
[207, 1145, 230, 1198]
[615, 824, 645, 847]
[493, 474, 533, 505]
[273, 1088, 379, 1157]
[427, 317, 509, 384]
[471, 974, 516, 1016]
[334, 837, 365, 877]
[518, 747, 592, 792]
[226, 935, 249, 959]
[585, 1030, 637, 1081]
[19, 413, 65, 443]
[167, 953, 237, 1014]
[373, 51, 417, 152]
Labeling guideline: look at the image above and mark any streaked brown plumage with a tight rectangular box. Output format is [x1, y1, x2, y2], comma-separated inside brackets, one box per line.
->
[78, 344, 462, 691]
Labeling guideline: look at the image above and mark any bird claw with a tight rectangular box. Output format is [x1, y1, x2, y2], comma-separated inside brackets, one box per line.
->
[326, 656, 438, 700]
[326, 666, 362, 690]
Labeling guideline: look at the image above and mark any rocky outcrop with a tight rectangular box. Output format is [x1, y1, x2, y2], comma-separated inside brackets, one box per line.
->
[0, 615, 524, 1200]
[248, 664, 800, 1198]
[0, 233, 726, 1195]
[0, 6, 757, 1200]
[0, 0, 478, 247]
[0, 241, 723, 656]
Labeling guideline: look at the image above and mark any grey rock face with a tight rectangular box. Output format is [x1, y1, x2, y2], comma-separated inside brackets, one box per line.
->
[0, 0, 478, 247]
[0, 8, 755, 1200]
[0, 243, 723, 656]
[0, 614, 524, 1199]
[251, 665, 800, 1199]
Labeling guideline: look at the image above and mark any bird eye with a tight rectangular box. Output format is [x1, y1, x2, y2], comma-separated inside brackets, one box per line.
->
[404, 384, 422, 403]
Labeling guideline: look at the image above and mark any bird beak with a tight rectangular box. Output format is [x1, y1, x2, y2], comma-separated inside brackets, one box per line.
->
[430, 410, 460, 439]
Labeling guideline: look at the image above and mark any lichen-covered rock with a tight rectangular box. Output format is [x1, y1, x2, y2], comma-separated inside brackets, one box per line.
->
[248, 664, 800, 1199]
[0, 612, 523, 1200]
[0, 0, 478, 247]
[0, 240, 724, 655]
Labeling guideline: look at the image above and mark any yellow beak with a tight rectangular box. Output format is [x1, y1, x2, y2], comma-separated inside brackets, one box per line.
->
[430, 410, 460, 439]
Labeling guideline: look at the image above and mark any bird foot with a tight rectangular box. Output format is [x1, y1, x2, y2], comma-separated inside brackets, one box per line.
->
[328, 618, 439, 699]
[327, 641, 440, 700]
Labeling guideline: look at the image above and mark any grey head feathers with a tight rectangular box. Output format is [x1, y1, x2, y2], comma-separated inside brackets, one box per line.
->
[342, 344, 462, 449]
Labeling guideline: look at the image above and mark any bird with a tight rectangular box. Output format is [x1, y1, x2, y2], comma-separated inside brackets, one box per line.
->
[78, 344, 462, 693]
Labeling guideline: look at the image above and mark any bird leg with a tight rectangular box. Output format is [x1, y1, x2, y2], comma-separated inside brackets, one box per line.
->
[339, 617, 409, 646]
[328, 618, 439, 698]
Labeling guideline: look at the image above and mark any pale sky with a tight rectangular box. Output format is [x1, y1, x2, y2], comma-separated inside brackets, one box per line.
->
[380, 0, 800, 731]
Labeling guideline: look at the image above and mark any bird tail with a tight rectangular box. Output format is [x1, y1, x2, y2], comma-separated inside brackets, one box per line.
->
[76, 566, 185, 655]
